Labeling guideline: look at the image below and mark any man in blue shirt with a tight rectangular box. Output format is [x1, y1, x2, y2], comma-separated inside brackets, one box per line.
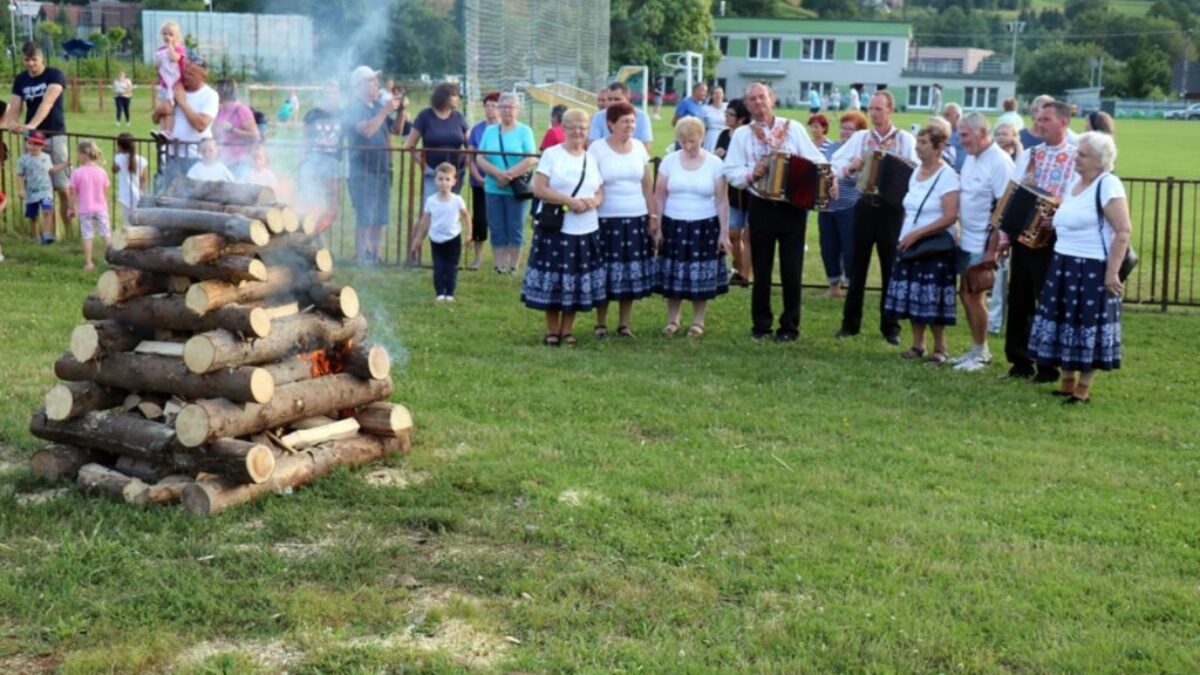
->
[808, 87, 822, 114]
[588, 81, 653, 152]
[672, 81, 708, 126]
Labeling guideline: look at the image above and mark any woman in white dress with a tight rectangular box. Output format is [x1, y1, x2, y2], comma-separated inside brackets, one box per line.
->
[701, 86, 728, 152]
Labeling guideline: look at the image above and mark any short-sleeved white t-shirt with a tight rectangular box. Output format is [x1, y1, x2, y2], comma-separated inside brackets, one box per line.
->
[958, 143, 1014, 254]
[660, 150, 724, 222]
[900, 165, 960, 240]
[1053, 173, 1127, 261]
[171, 85, 220, 157]
[423, 193, 468, 243]
[535, 145, 604, 236]
[113, 153, 148, 209]
[588, 139, 649, 219]
[187, 160, 235, 183]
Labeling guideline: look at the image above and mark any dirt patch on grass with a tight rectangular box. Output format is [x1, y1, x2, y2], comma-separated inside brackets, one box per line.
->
[15, 489, 68, 507]
[178, 639, 303, 671]
[558, 488, 607, 507]
[363, 467, 428, 489]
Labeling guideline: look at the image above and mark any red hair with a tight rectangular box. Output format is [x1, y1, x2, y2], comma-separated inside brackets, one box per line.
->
[606, 101, 636, 127]
[807, 114, 829, 132]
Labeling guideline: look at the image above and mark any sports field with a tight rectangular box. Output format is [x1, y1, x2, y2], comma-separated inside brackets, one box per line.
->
[0, 101, 1198, 672]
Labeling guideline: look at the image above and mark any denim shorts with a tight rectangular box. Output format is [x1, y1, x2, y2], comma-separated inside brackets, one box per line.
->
[486, 192, 528, 247]
[24, 197, 53, 218]
[956, 247, 984, 275]
[348, 170, 392, 228]
[728, 205, 748, 230]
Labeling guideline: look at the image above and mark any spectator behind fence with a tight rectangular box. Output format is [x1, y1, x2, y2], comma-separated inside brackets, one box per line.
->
[406, 81, 469, 202]
[701, 86, 727, 152]
[6, 41, 71, 239]
[345, 65, 404, 263]
[299, 80, 344, 237]
[68, 140, 111, 272]
[996, 96, 1024, 132]
[16, 132, 55, 243]
[162, 58, 219, 184]
[113, 70, 133, 126]
[153, 21, 186, 134]
[1085, 111, 1116, 137]
[112, 133, 147, 227]
[213, 78, 260, 178]
[465, 91, 501, 270]
[476, 92, 536, 274]
[243, 144, 279, 192]
[187, 138, 234, 183]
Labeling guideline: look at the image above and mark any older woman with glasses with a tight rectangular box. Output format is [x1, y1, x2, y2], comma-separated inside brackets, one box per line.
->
[522, 109, 606, 346]
[477, 93, 537, 273]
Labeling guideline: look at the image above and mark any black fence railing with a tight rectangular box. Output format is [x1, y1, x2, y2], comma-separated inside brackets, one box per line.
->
[0, 130, 1196, 309]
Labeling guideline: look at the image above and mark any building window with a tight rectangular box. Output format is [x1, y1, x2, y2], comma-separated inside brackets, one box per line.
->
[964, 86, 999, 109]
[802, 38, 835, 62]
[801, 82, 832, 99]
[908, 85, 933, 109]
[749, 38, 781, 61]
[716, 35, 728, 56]
[856, 40, 890, 64]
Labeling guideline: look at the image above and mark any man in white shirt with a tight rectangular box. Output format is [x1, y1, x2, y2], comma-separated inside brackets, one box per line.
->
[722, 82, 825, 342]
[954, 112, 1013, 372]
[830, 90, 918, 344]
[1005, 100, 1077, 382]
[160, 56, 219, 183]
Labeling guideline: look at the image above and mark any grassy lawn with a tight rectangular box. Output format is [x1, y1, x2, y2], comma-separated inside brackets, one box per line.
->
[1, 100, 1199, 672]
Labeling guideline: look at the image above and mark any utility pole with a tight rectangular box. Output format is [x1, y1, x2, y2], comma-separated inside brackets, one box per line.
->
[1006, 20, 1025, 74]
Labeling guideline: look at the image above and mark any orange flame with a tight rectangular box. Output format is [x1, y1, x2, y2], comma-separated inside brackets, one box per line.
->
[297, 349, 344, 378]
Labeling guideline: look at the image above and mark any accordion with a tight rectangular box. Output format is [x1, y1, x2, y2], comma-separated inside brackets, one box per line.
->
[991, 181, 1061, 250]
[754, 152, 834, 211]
[857, 150, 916, 209]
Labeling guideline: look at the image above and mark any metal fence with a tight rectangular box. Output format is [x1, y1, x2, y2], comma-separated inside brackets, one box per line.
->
[1, 130, 1196, 310]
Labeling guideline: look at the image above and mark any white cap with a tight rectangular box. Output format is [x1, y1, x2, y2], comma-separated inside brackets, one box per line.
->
[350, 65, 381, 86]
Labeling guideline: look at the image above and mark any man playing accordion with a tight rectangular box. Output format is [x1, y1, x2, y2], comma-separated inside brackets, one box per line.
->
[830, 90, 918, 345]
[722, 82, 826, 342]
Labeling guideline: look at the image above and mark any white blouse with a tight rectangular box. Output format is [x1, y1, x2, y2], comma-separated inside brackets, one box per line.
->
[1052, 172, 1127, 261]
[588, 139, 650, 218]
[660, 150, 725, 221]
[536, 144, 604, 236]
[900, 165, 960, 240]
[701, 103, 727, 151]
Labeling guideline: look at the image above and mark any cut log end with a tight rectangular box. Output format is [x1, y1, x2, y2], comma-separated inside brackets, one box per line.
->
[181, 233, 224, 265]
[245, 443, 277, 484]
[365, 345, 390, 379]
[246, 259, 269, 282]
[354, 402, 413, 438]
[183, 335, 217, 374]
[248, 221, 271, 247]
[314, 249, 333, 273]
[282, 209, 300, 233]
[175, 405, 212, 448]
[96, 270, 125, 305]
[300, 213, 319, 235]
[340, 287, 361, 319]
[181, 482, 218, 515]
[185, 284, 216, 316]
[248, 307, 272, 338]
[249, 368, 275, 404]
[45, 384, 76, 421]
[69, 324, 100, 362]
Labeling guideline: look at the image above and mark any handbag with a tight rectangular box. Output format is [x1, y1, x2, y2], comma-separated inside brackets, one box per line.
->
[497, 127, 534, 200]
[1096, 175, 1138, 282]
[898, 168, 955, 261]
[964, 227, 1000, 293]
[533, 152, 588, 233]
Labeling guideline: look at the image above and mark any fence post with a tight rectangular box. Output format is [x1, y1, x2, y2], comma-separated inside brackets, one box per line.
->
[1161, 177, 1174, 313]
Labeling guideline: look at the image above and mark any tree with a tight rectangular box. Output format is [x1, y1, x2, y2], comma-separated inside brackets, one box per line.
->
[610, 0, 718, 77]
[384, 1, 462, 77]
[1018, 42, 1092, 96]
[1122, 40, 1172, 98]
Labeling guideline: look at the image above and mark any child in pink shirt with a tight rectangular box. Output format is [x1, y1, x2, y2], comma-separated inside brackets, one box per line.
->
[69, 140, 112, 271]
[153, 21, 186, 134]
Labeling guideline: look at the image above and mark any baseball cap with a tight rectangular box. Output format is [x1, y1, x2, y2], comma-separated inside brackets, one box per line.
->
[186, 48, 207, 68]
[350, 65, 381, 86]
[27, 132, 47, 146]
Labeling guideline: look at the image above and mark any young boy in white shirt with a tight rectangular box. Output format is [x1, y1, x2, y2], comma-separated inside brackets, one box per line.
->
[410, 163, 471, 302]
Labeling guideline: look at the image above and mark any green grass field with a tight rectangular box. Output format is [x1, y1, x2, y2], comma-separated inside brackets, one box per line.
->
[1, 101, 1199, 673]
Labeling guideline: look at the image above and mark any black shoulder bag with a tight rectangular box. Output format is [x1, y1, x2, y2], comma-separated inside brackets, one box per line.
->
[899, 168, 956, 260]
[534, 153, 587, 233]
[497, 127, 534, 200]
[1095, 175, 1138, 283]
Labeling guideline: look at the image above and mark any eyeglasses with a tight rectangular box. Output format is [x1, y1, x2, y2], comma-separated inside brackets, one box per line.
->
[563, 125, 587, 132]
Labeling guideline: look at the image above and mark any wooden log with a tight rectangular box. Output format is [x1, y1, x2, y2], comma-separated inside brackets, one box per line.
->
[129, 208, 269, 246]
[343, 343, 390, 380]
[224, 232, 318, 257]
[55, 352, 275, 404]
[70, 320, 143, 362]
[262, 302, 299, 320]
[352, 403, 413, 439]
[263, 358, 319, 387]
[83, 295, 272, 339]
[180, 233, 226, 265]
[107, 246, 268, 283]
[111, 225, 191, 251]
[167, 176, 277, 205]
[114, 456, 170, 482]
[31, 443, 107, 482]
[281, 207, 300, 233]
[184, 314, 366, 374]
[30, 409, 274, 483]
[135, 397, 165, 420]
[138, 475, 193, 505]
[134, 341, 185, 358]
[185, 266, 301, 316]
[307, 283, 359, 319]
[290, 415, 337, 430]
[45, 381, 125, 421]
[77, 463, 150, 504]
[182, 435, 404, 515]
[138, 195, 287, 233]
[281, 418, 360, 450]
[97, 267, 168, 305]
[175, 374, 394, 447]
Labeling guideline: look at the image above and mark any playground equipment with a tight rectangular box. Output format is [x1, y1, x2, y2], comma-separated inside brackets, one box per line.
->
[523, 82, 598, 113]
[615, 65, 648, 113]
[662, 51, 703, 100]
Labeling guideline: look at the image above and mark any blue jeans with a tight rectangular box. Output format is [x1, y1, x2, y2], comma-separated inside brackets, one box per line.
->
[818, 207, 854, 285]
[431, 235, 462, 297]
[485, 192, 528, 248]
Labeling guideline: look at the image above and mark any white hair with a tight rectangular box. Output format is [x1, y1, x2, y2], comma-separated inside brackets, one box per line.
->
[1078, 131, 1117, 173]
[959, 111, 990, 133]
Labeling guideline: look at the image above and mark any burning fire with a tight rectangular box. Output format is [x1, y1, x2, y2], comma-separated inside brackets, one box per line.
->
[298, 340, 354, 378]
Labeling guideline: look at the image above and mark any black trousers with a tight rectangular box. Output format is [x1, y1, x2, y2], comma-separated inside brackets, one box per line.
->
[431, 235, 462, 297]
[748, 196, 808, 338]
[1004, 241, 1057, 375]
[841, 197, 903, 338]
[115, 97, 131, 123]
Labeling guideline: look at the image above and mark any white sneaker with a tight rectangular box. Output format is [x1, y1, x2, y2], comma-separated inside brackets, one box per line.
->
[954, 353, 992, 372]
[445, 296, 455, 303]
[0, 253, 5, 262]
[435, 295, 446, 302]
[949, 348, 979, 366]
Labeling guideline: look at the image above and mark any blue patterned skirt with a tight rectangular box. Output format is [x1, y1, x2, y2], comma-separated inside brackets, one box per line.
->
[598, 215, 656, 300]
[655, 215, 729, 300]
[1029, 253, 1122, 371]
[883, 249, 958, 325]
[521, 228, 607, 312]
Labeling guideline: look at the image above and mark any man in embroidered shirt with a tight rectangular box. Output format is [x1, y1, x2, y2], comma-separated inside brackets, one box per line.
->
[1004, 100, 1077, 382]
[830, 90, 919, 345]
[722, 82, 826, 342]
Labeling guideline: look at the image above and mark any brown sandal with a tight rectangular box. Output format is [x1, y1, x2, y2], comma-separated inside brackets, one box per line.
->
[687, 324, 705, 338]
[925, 350, 949, 365]
[593, 324, 608, 339]
[543, 334, 560, 347]
[561, 333, 577, 347]
[899, 346, 926, 360]
[661, 321, 680, 337]
[617, 325, 635, 338]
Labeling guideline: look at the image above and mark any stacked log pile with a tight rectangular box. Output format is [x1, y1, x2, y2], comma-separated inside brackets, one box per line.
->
[28, 178, 412, 515]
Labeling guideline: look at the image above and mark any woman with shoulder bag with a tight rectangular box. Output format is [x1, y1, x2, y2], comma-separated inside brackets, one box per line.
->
[884, 123, 961, 364]
[477, 93, 537, 274]
[521, 109, 606, 346]
[1027, 132, 1132, 404]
